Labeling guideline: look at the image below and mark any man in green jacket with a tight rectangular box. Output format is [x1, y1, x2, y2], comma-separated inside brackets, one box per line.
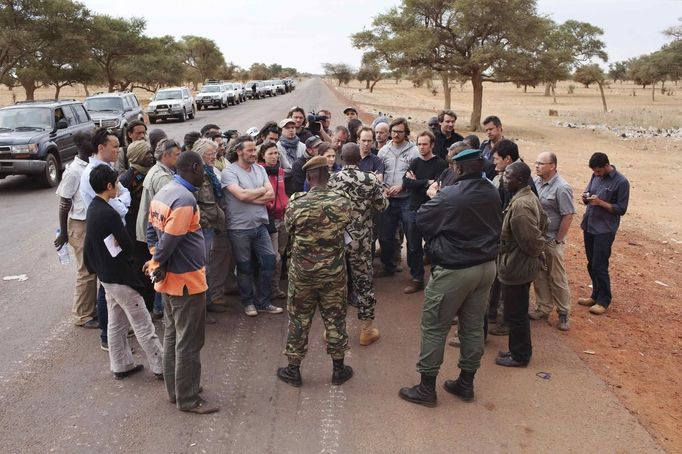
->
[496, 162, 548, 367]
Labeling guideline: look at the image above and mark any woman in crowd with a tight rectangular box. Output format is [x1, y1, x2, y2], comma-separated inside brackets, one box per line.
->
[258, 141, 289, 299]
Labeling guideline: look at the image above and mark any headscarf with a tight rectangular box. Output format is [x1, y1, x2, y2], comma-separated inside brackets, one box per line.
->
[126, 140, 152, 174]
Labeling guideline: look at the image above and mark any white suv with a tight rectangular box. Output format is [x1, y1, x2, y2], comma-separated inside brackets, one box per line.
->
[146, 87, 196, 123]
[221, 83, 241, 106]
[196, 84, 228, 110]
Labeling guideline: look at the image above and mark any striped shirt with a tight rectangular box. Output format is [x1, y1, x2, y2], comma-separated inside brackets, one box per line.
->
[147, 177, 207, 296]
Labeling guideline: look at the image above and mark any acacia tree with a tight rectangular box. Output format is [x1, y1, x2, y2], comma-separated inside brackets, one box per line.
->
[322, 63, 353, 86]
[181, 35, 226, 87]
[356, 53, 384, 92]
[86, 15, 148, 92]
[574, 64, 608, 112]
[352, 0, 547, 130]
[608, 61, 628, 83]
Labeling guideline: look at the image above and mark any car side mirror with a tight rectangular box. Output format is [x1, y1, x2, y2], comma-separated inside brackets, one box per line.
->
[57, 119, 69, 129]
[124, 106, 132, 112]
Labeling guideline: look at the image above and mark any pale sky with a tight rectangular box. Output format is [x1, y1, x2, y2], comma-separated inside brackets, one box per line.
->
[82, 0, 680, 74]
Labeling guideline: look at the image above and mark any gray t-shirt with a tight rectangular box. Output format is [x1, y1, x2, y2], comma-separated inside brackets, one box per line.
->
[221, 163, 269, 230]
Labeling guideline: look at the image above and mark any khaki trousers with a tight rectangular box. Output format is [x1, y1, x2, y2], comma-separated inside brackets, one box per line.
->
[533, 240, 571, 315]
[101, 282, 163, 374]
[68, 218, 98, 325]
[207, 230, 237, 301]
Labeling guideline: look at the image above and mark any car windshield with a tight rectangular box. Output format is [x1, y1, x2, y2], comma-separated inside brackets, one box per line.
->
[0, 107, 52, 130]
[223, 84, 235, 90]
[155, 90, 182, 100]
[201, 86, 220, 93]
[84, 97, 123, 111]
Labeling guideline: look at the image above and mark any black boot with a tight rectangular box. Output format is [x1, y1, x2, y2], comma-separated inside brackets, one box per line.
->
[443, 369, 476, 402]
[398, 374, 437, 407]
[277, 364, 302, 387]
[331, 358, 353, 385]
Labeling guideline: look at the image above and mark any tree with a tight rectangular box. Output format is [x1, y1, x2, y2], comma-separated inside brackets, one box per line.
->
[322, 63, 353, 86]
[663, 17, 682, 41]
[533, 20, 607, 101]
[574, 64, 608, 111]
[356, 53, 383, 92]
[181, 35, 226, 86]
[122, 36, 185, 92]
[608, 61, 628, 83]
[352, 0, 549, 130]
[249, 63, 269, 80]
[85, 15, 148, 92]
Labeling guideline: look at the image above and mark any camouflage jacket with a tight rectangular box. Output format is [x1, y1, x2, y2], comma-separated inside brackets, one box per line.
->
[285, 186, 352, 281]
[327, 165, 388, 239]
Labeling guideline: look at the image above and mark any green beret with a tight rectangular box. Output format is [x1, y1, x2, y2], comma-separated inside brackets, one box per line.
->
[302, 155, 328, 172]
[452, 148, 482, 162]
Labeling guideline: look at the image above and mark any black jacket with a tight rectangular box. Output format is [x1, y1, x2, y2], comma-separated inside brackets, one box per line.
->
[433, 129, 464, 160]
[84, 196, 142, 287]
[417, 174, 502, 269]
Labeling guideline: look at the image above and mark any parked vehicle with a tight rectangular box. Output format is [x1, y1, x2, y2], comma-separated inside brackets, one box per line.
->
[261, 80, 276, 97]
[196, 84, 228, 110]
[83, 91, 144, 140]
[0, 99, 96, 187]
[234, 82, 247, 103]
[273, 80, 287, 95]
[221, 83, 241, 105]
[146, 87, 196, 123]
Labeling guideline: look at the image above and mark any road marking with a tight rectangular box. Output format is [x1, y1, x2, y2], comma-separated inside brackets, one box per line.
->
[319, 384, 346, 454]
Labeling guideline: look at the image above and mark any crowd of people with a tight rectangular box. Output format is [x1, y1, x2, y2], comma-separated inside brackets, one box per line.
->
[54, 103, 630, 412]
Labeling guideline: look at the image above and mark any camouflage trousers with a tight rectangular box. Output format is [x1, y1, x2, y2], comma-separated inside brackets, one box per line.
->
[346, 233, 378, 321]
[284, 273, 349, 365]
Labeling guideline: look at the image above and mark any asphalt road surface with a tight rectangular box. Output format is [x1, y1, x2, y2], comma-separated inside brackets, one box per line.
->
[0, 79, 664, 453]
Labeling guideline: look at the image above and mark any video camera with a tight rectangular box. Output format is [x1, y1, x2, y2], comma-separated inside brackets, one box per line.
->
[307, 113, 328, 134]
[222, 129, 239, 140]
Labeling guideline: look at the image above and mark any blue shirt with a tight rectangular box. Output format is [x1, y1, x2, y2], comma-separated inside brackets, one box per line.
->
[358, 153, 385, 175]
[580, 166, 630, 234]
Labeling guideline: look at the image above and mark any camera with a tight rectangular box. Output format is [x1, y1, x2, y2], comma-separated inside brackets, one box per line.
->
[222, 129, 239, 140]
[307, 114, 327, 134]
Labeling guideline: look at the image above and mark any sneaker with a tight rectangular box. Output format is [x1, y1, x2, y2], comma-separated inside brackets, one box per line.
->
[589, 304, 607, 315]
[529, 310, 549, 321]
[557, 314, 570, 331]
[100, 341, 109, 351]
[244, 304, 258, 317]
[577, 297, 595, 307]
[258, 304, 284, 314]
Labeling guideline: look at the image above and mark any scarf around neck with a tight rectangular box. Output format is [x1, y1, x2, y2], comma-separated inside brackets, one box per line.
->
[204, 164, 224, 200]
[279, 136, 300, 154]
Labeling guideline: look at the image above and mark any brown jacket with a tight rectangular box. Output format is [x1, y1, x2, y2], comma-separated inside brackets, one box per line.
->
[497, 186, 548, 285]
[195, 172, 226, 231]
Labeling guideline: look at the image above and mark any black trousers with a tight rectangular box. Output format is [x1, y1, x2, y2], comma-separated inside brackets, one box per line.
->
[502, 282, 532, 363]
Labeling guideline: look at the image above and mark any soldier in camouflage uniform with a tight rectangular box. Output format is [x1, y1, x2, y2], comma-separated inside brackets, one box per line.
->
[276, 156, 354, 387]
[328, 143, 388, 346]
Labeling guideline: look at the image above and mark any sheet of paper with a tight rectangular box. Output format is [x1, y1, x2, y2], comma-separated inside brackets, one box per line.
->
[104, 234, 122, 257]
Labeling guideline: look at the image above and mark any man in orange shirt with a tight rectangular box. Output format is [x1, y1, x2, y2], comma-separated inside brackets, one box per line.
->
[145, 151, 219, 414]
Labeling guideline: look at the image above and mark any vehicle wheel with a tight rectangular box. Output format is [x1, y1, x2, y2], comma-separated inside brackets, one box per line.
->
[149, 117, 157, 124]
[38, 153, 60, 188]
[189, 107, 195, 119]
[179, 109, 186, 122]
[197, 105, 202, 111]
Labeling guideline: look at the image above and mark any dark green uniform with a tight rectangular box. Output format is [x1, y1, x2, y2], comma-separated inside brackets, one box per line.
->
[284, 186, 352, 365]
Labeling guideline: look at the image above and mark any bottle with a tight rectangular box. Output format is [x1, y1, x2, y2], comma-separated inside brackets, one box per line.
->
[55, 227, 71, 265]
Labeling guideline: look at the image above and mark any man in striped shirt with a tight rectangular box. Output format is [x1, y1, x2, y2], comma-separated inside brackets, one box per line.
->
[145, 151, 219, 415]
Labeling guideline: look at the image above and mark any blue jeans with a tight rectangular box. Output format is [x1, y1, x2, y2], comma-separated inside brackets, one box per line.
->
[584, 231, 616, 307]
[97, 284, 108, 343]
[228, 225, 276, 309]
[405, 210, 425, 282]
[202, 227, 215, 304]
[378, 197, 411, 273]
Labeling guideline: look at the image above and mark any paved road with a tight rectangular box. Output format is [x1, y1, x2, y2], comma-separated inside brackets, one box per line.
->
[0, 79, 664, 453]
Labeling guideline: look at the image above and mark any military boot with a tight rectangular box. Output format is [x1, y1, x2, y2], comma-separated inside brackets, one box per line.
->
[443, 369, 476, 402]
[332, 359, 353, 385]
[359, 320, 380, 346]
[277, 364, 302, 387]
[398, 374, 437, 407]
